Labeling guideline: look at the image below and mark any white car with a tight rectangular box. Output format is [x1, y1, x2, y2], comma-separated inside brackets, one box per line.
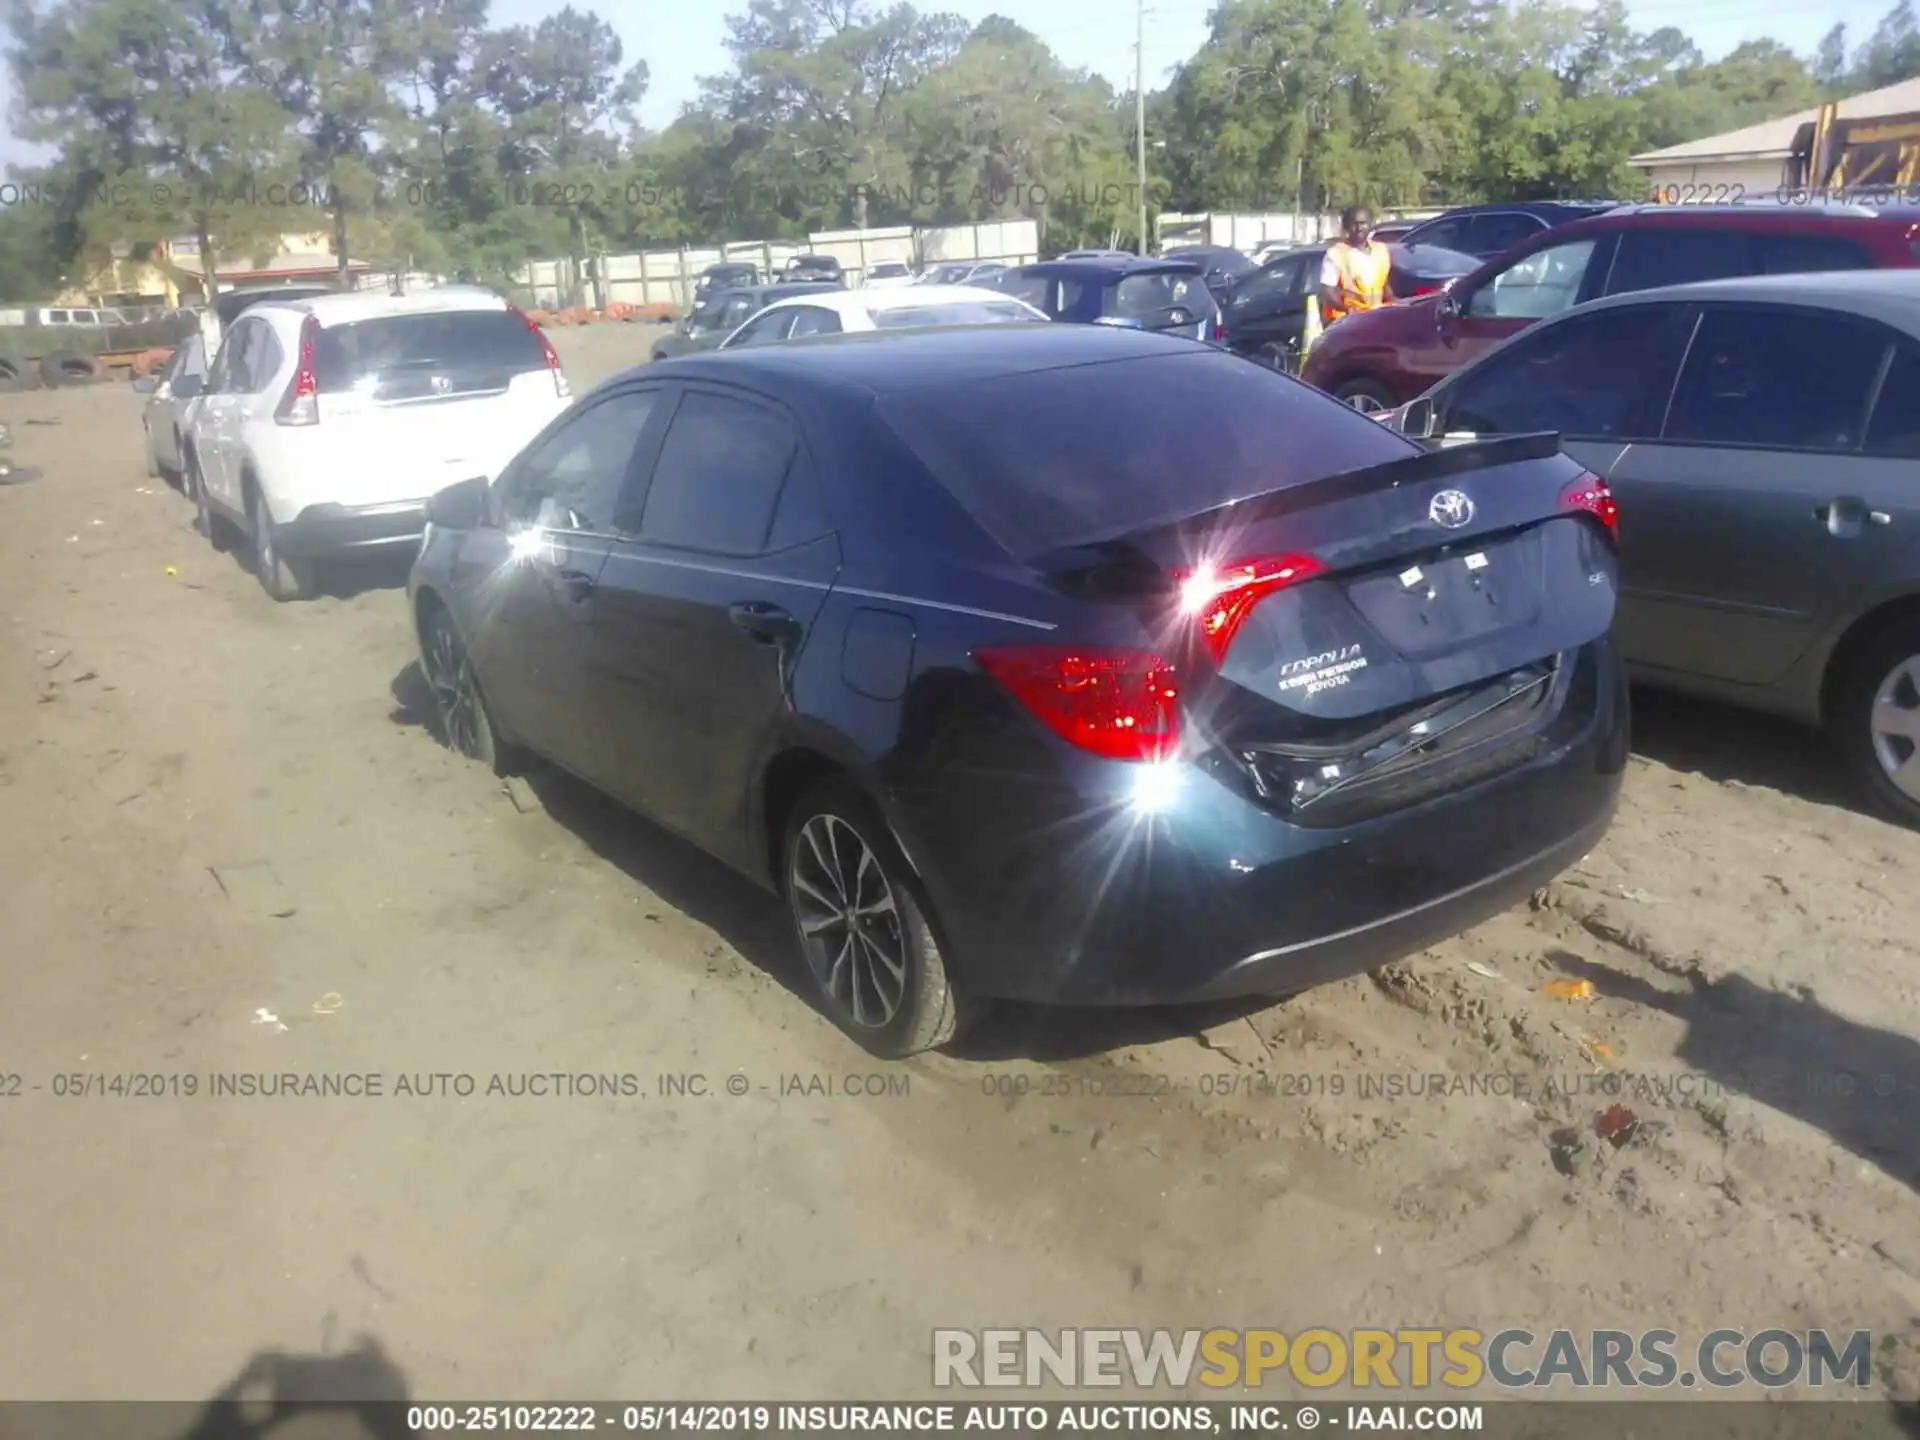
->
[862, 261, 918, 288]
[717, 284, 1046, 348]
[133, 335, 209, 483]
[183, 287, 573, 601]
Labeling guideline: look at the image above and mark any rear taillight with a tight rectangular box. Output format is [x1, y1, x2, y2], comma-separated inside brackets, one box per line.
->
[1560, 472, 1619, 538]
[274, 313, 321, 426]
[513, 306, 571, 398]
[1173, 552, 1325, 665]
[1212, 321, 1227, 341]
[975, 645, 1181, 762]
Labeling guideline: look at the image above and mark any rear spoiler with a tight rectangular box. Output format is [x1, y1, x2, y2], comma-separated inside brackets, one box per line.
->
[1051, 431, 1565, 569]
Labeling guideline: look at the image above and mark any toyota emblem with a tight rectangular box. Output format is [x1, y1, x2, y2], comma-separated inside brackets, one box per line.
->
[430, 375, 452, 395]
[1429, 489, 1474, 529]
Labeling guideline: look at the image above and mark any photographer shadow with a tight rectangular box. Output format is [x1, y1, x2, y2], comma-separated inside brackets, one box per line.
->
[173, 1337, 412, 1440]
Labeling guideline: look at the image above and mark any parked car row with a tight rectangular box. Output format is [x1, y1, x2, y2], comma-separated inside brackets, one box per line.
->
[1271, 202, 1920, 829]
[127, 279, 1636, 1060]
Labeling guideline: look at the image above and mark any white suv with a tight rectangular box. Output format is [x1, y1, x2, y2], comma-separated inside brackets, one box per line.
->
[183, 287, 574, 600]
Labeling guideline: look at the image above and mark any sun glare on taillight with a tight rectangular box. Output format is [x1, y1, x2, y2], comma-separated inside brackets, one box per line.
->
[274, 313, 321, 426]
[1174, 552, 1325, 665]
[1560, 473, 1619, 538]
[975, 645, 1181, 762]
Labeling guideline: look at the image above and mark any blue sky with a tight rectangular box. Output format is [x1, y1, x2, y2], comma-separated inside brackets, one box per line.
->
[1, 0, 1903, 170]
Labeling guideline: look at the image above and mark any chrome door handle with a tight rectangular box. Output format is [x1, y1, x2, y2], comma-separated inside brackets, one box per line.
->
[1870, 511, 1891, 526]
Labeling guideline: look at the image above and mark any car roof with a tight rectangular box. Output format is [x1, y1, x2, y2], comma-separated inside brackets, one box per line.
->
[709, 282, 837, 302]
[252, 285, 514, 325]
[1416, 200, 1620, 221]
[1016, 256, 1204, 277]
[759, 284, 1029, 315]
[651, 322, 1199, 397]
[1561, 266, 1920, 328]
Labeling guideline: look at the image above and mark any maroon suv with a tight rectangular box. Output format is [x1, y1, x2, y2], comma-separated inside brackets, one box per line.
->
[1300, 204, 1920, 411]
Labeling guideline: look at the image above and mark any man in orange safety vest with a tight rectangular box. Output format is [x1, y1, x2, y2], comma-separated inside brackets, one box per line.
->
[1317, 205, 1391, 326]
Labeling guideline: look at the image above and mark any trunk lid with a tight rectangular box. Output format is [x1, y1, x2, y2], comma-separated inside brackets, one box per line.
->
[1037, 432, 1619, 818]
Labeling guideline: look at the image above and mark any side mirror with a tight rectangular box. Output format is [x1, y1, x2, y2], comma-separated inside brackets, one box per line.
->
[1437, 291, 1462, 324]
[1401, 397, 1437, 438]
[172, 374, 204, 400]
[132, 375, 158, 394]
[1165, 307, 1197, 328]
[425, 474, 489, 531]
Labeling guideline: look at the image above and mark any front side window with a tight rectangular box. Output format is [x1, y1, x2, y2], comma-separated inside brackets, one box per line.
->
[501, 391, 661, 533]
[1443, 305, 1687, 439]
[1467, 239, 1599, 319]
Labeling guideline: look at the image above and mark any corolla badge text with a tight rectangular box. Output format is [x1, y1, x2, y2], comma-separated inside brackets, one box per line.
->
[1429, 489, 1475, 529]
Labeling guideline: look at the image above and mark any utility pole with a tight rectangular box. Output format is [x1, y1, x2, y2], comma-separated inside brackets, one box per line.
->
[1135, 0, 1148, 255]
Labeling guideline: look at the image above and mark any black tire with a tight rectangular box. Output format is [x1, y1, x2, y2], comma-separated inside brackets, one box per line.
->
[188, 452, 229, 551]
[781, 779, 975, 1058]
[1333, 376, 1397, 413]
[417, 599, 516, 775]
[0, 362, 28, 393]
[143, 421, 161, 479]
[40, 351, 99, 388]
[1834, 619, 1920, 829]
[247, 485, 313, 602]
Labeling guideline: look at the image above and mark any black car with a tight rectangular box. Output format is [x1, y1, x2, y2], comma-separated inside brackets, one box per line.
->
[408, 325, 1627, 1056]
[1398, 202, 1622, 260]
[1224, 242, 1484, 371]
[694, 262, 760, 303]
[1160, 244, 1258, 302]
[651, 282, 840, 361]
[988, 257, 1224, 341]
[781, 254, 846, 284]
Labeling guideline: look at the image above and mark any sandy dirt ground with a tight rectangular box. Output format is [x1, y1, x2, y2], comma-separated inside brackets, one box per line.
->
[0, 322, 1916, 1409]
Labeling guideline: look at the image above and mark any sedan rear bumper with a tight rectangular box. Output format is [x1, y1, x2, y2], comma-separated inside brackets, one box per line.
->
[892, 638, 1628, 1007]
[277, 500, 428, 558]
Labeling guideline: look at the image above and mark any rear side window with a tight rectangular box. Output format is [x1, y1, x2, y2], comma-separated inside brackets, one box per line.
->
[876, 350, 1416, 558]
[1407, 218, 1468, 252]
[1606, 229, 1752, 296]
[1467, 213, 1542, 256]
[786, 307, 842, 338]
[994, 272, 1053, 311]
[1444, 305, 1687, 440]
[1866, 347, 1920, 458]
[1755, 234, 1873, 274]
[639, 392, 799, 555]
[1664, 307, 1885, 451]
[312, 310, 545, 394]
[1111, 272, 1215, 321]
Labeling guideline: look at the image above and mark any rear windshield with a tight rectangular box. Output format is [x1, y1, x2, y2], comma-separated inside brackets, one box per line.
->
[877, 349, 1417, 557]
[312, 309, 545, 393]
[1111, 272, 1218, 320]
[870, 301, 1038, 329]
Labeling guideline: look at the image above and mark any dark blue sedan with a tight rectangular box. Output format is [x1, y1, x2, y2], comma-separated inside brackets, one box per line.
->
[407, 325, 1626, 1056]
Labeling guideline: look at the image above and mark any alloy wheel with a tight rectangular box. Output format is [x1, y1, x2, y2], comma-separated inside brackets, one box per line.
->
[1868, 653, 1920, 804]
[788, 813, 907, 1029]
[422, 612, 486, 760]
[1345, 391, 1388, 415]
